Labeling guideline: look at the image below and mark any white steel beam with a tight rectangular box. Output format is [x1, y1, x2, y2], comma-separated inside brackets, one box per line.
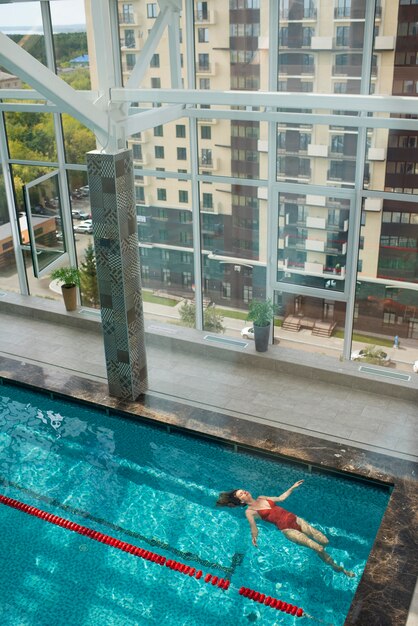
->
[125, 104, 185, 136]
[113, 88, 418, 115]
[167, 11, 182, 89]
[0, 33, 108, 143]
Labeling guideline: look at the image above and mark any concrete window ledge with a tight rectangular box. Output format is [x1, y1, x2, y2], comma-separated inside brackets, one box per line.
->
[1, 291, 417, 402]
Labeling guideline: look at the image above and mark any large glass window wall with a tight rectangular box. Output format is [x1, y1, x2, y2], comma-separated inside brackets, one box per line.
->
[0, 0, 417, 378]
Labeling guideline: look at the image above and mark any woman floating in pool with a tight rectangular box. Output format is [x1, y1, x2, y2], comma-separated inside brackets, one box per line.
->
[217, 480, 354, 577]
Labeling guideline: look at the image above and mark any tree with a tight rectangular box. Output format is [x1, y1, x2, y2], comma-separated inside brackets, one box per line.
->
[79, 242, 100, 308]
[179, 301, 225, 333]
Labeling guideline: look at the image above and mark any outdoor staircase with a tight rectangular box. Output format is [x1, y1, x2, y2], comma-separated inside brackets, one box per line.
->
[282, 315, 302, 332]
[312, 320, 337, 337]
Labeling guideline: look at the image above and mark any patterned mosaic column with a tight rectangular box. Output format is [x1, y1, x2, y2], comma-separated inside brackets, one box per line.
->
[86, 149, 148, 399]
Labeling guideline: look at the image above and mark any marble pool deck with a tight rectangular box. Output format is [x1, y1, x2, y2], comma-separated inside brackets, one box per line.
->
[0, 297, 417, 626]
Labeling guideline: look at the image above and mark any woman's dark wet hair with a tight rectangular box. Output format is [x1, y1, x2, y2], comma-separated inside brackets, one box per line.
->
[216, 490, 246, 508]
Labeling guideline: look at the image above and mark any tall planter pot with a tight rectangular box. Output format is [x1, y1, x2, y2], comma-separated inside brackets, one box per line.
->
[61, 284, 77, 311]
[253, 323, 270, 353]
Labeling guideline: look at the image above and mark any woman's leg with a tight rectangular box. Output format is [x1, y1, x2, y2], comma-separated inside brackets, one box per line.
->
[282, 529, 354, 577]
[296, 517, 329, 546]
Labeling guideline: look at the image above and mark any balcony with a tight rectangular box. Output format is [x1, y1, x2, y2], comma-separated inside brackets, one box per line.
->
[199, 157, 218, 171]
[279, 64, 315, 76]
[196, 62, 216, 76]
[305, 238, 325, 252]
[194, 9, 215, 24]
[280, 8, 317, 20]
[118, 13, 137, 25]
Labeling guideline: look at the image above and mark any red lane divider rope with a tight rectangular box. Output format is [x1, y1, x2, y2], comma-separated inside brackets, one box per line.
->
[0, 494, 306, 619]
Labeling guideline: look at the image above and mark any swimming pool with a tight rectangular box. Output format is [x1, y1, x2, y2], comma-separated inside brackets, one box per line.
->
[0, 382, 390, 626]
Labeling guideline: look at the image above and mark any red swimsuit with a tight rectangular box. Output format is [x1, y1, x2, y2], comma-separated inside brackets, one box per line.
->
[256, 499, 302, 532]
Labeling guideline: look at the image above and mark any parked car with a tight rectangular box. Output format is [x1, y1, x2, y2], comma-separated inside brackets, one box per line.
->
[241, 326, 254, 340]
[413, 360, 418, 373]
[74, 221, 93, 234]
[351, 348, 391, 365]
[72, 209, 90, 220]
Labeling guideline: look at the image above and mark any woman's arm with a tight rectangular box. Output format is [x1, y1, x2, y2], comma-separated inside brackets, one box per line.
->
[245, 509, 259, 547]
[262, 480, 304, 503]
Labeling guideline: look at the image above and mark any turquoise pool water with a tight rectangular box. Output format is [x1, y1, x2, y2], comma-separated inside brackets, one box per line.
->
[0, 382, 389, 626]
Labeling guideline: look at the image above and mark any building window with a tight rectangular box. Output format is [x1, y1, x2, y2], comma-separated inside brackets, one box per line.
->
[147, 3, 158, 18]
[124, 30, 135, 48]
[176, 124, 186, 138]
[243, 285, 253, 303]
[126, 53, 136, 70]
[140, 246, 149, 257]
[182, 271, 192, 287]
[336, 26, 349, 47]
[335, 0, 351, 18]
[161, 249, 170, 261]
[279, 27, 288, 47]
[198, 53, 210, 71]
[156, 167, 166, 180]
[154, 125, 163, 137]
[141, 265, 149, 280]
[132, 144, 142, 160]
[179, 210, 191, 223]
[201, 126, 211, 140]
[201, 148, 212, 166]
[155, 146, 164, 158]
[121, 4, 134, 24]
[199, 78, 210, 90]
[179, 190, 189, 203]
[157, 188, 166, 201]
[302, 27, 314, 47]
[222, 282, 231, 299]
[162, 268, 171, 284]
[202, 193, 213, 209]
[196, 1, 208, 21]
[150, 53, 160, 68]
[198, 28, 209, 43]
[177, 147, 187, 160]
[181, 252, 192, 263]
[135, 186, 145, 203]
[151, 77, 161, 88]
[180, 231, 192, 244]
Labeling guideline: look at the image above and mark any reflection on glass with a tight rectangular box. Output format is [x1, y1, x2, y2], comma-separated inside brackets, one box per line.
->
[67, 171, 98, 308]
[274, 290, 345, 354]
[135, 174, 195, 317]
[277, 194, 349, 292]
[5, 112, 57, 162]
[202, 183, 265, 311]
[0, 170, 19, 293]
[356, 195, 418, 365]
[50, 0, 90, 89]
[62, 114, 96, 164]
[24, 172, 64, 275]
[0, 2, 45, 73]
[276, 120, 358, 187]
[353, 282, 418, 355]
[11, 164, 54, 226]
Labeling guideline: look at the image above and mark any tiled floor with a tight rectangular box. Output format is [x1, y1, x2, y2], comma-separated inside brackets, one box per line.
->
[0, 308, 417, 462]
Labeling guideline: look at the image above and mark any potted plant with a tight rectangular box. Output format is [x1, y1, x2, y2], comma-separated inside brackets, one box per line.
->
[50, 266, 80, 311]
[246, 298, 275, 352]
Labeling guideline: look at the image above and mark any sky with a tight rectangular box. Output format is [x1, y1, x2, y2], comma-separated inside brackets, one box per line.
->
[0, 0, 86, 29]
